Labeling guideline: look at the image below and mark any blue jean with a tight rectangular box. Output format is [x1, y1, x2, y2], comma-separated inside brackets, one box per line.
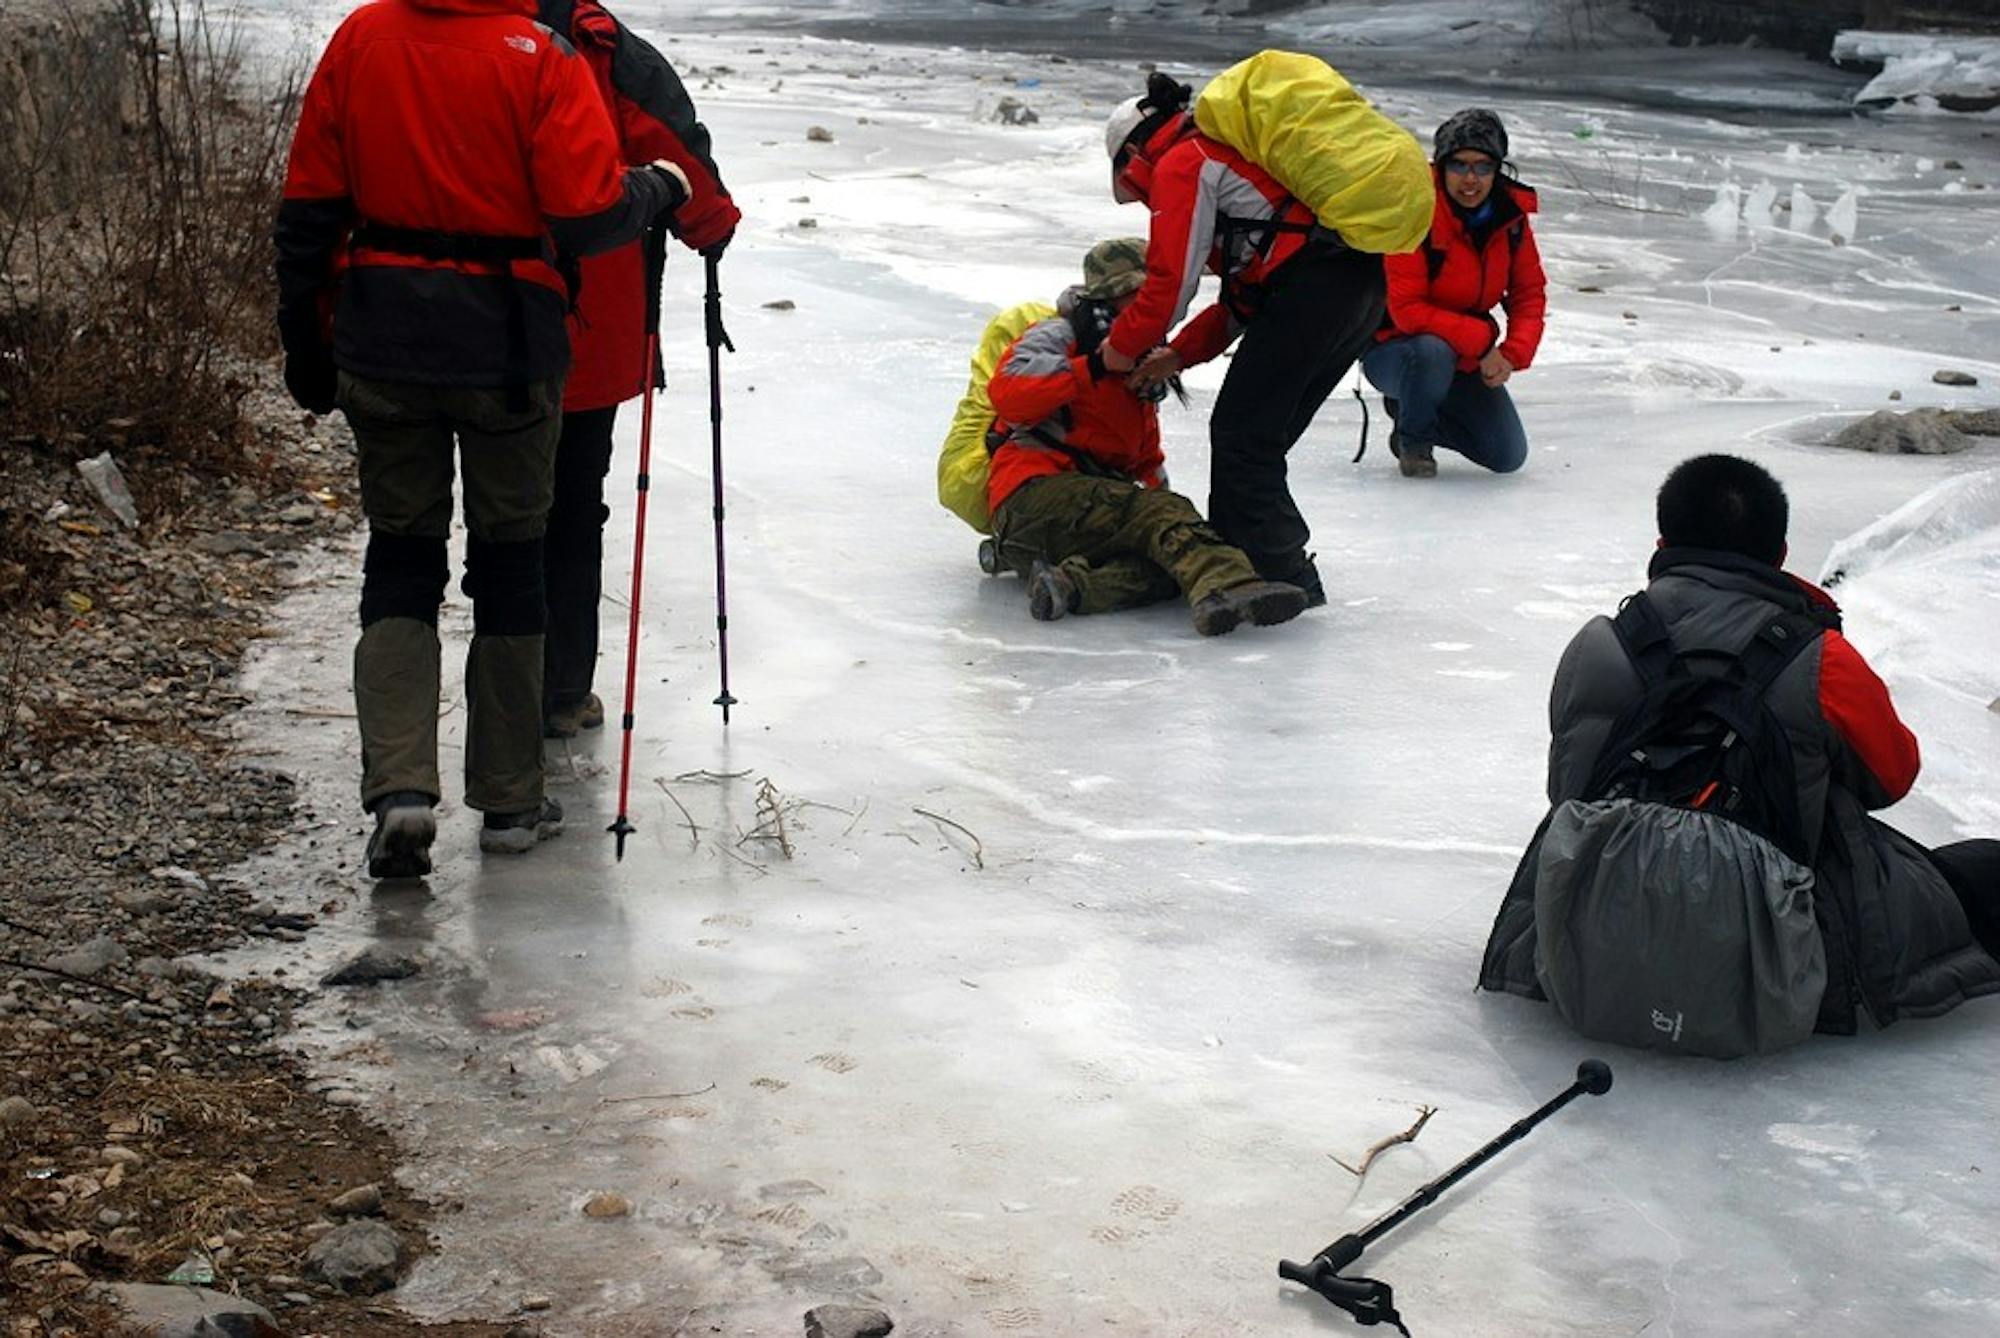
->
[1361, 334, 1529, 474]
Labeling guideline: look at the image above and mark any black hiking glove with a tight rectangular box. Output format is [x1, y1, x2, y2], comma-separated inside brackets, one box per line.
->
[283, 344, 337, 415]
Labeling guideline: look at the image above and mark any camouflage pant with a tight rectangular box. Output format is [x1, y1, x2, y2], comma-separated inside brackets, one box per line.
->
[990, 472, 1257, 614]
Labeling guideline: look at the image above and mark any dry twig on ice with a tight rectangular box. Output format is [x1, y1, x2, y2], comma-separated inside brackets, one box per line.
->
[1333, 1104, 1438, 1178]
[913, 806, 984, 870]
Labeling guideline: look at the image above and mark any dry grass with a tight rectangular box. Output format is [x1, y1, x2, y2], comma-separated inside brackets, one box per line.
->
[0, 0, 303, 554]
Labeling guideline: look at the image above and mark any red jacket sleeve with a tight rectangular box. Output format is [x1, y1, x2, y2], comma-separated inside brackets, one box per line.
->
[589, 8, 741, 252]
[1383, 249, 1497, 364]
[1818, 631, 1921, 808]
[1108, 148, 1216, 361]
[1498, 219, 1547, 370]
[274, 37, 353, 351]
[1167, 302, 1237, 367]
[529, 36, 633, 223]
[989, 322, 1091, 427]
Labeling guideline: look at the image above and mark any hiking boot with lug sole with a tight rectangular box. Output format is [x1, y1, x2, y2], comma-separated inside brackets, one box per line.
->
[1191, 580, 1310, 637]
[479, 797, 564, 855]
[1027, 560, 1078, 622]
[544, 692, 605, 739]
[366, 791, 436, 880]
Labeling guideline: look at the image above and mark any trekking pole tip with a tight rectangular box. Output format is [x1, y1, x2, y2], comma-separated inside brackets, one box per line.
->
[608, 815, 636, 862]
[1576, 1058, 1613, 1095]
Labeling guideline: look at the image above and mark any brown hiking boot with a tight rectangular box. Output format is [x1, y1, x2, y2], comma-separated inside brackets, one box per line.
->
[543, 692, 604, 739]
[1395, 434, 1438, 478]
[1191, 580, 1309, 637]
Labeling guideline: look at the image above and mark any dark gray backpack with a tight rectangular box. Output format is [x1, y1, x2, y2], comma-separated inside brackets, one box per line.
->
[1532, 594, 1828, 1059]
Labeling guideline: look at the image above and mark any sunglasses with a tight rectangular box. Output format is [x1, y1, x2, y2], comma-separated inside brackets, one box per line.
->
[1444, 159, 1498, 179]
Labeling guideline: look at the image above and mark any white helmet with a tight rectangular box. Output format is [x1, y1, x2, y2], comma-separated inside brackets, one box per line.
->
[1105, 95, 1148, 163]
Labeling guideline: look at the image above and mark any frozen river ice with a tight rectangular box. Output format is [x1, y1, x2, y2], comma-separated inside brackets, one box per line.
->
[221, 5, 2000, 1334]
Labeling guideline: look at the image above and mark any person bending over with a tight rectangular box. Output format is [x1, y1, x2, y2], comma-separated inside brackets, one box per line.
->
[985, 240, 1309, 638]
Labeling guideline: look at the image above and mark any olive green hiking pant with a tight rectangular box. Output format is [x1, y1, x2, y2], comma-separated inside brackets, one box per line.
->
[339, 373, 562, 816]
[991, 473, 1258, 614]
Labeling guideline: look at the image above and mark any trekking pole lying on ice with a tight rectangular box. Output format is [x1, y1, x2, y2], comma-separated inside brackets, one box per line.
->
[608, 225, 671, 862]
[703, 251, 739, 726]
[1278, 1059, 1614, 1335]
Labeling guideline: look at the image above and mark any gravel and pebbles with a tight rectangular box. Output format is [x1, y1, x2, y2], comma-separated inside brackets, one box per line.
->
[1, 371, 517, 1337]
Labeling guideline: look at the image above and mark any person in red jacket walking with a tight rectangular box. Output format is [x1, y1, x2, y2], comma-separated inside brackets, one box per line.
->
[274, 0, 686, 878]
[1363, 108, 1547, 479]
[536, 0, 740, 739]
[986, 240, 1309, 637]
[1101, 74, 1388, 607]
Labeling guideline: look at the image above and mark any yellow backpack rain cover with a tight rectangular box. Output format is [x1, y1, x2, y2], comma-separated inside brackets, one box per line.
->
[937, 300, 1057, 534]
[1193, 50, 1432, 256]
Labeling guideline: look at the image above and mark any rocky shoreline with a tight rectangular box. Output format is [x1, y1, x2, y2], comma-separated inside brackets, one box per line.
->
[0, 369, 519, 1337]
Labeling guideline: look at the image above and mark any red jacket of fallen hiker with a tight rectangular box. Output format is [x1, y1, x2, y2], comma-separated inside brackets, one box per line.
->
[986, 308, 1168, 513]
[541, 0, 741, 411]
[1379, 174, 1547, 374]
[275, 0, 672, 389]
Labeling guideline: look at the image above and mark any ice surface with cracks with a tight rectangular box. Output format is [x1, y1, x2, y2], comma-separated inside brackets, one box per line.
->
[221, 6, 1999, 1335]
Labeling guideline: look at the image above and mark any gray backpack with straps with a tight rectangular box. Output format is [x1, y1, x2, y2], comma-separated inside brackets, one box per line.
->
[1532, 593, 1828, 1059]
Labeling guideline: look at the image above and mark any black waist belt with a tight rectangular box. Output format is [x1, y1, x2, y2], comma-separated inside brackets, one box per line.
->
[349, 223, 550, 410]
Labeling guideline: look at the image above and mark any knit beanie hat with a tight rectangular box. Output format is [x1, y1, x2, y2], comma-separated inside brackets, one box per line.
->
[1433, 108, 1508, 165]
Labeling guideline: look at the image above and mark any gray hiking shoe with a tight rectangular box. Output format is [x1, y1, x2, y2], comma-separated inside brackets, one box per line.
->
[1191, 580, 1310, 637]
[543, 692, 605, 739]
[1027, 560, 1078, 622]
[479, 797, 564, 855]
[366, 791, 436, 880]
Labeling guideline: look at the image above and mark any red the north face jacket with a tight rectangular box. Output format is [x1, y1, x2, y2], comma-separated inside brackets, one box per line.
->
[544, 0, 741, 411]
[1379, 175, 1547, 373]
[987, 311, 1167, 512]
[275, 0, 672, 388]
[1106, 115, 1320, 368]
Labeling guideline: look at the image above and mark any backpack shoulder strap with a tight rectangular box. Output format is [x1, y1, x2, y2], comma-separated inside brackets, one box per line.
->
[1609, 592, 1674, 687]
[1734, 612, 1823, 697]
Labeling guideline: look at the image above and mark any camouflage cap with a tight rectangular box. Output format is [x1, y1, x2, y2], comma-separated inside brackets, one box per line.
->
[1080, 238, 1147, 300]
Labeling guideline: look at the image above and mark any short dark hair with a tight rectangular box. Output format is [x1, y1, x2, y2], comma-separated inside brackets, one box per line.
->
[1656, 454, 1789, 565]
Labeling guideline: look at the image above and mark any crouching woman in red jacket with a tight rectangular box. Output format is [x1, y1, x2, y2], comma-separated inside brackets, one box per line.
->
[1362, 108, 1546, 479]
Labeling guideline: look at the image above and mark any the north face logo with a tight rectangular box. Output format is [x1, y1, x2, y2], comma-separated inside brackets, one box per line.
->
[504, 34, 537, 55]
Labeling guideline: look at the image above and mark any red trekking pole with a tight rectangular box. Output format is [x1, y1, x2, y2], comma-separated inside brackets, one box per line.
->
[608, 225, 670, 861]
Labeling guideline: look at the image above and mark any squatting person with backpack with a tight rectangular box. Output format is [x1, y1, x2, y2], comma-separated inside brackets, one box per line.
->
[1101, 57, 1431, 605]
[983, 240, 1310, 637]
[535, 0, 740, 741]
[1362, 108, 1546, 479]
[275, 0, 688, 878]
[1478, 456, 2000, 1057]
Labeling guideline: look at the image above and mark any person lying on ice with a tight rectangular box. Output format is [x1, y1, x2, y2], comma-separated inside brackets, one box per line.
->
[1362, 108, 1546, 479]
[1479, 455, 1999, 1056]
[985, 239, 1310, 637]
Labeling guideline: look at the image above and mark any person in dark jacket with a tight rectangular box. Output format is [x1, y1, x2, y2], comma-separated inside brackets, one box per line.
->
[987, 241, 1310, 637]
[1363, 108, 1546, 479]
[1479, 455, 2000, 1034]
[537, 0, 740, 740]
[274, 0, 686, 878]
[1101, 75, 1388, 605]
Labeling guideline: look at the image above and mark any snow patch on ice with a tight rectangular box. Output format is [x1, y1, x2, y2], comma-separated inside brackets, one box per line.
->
[1768, 1123, 1876, 1159]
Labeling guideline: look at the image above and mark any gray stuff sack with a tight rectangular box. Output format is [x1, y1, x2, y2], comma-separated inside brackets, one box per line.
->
[1533, 798, 1826, 1059]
